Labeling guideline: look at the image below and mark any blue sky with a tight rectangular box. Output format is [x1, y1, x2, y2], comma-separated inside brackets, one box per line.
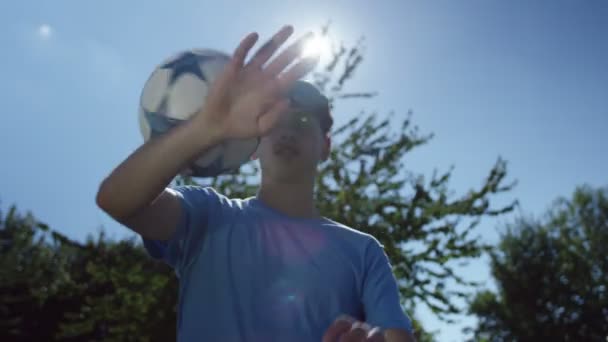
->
[1, 0, 607, 340]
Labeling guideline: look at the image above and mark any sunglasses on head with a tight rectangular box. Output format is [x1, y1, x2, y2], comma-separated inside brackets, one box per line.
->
[287, 81, 332, 133]
[281, 110, 319, 129]
[288, 81, 330, 112]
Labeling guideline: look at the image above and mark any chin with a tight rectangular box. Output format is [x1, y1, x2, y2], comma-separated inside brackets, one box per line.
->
[262, 160, 317, 182]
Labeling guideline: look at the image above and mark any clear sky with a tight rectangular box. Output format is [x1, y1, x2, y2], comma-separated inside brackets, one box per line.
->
[1, 0, 607, 340]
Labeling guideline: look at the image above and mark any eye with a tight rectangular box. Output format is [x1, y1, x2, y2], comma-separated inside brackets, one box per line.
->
[292, 112, 311, 125]
[288, 111, 317, 130]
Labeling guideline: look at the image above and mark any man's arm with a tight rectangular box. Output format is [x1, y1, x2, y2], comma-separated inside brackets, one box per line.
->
[96, 25, 317, 241]
[384, 328, 416, 342]
[360, 238, 416, 340]
[96, 119, 222, 240]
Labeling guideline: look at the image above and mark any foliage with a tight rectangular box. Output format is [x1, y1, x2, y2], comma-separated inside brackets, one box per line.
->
[1, 24, 516, 341]
[467, 185, 608, 341]
[0, 205, 177, 341]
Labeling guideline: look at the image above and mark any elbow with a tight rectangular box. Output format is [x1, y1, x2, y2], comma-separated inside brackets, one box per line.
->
[95, 179, 137, 224]
[95, 179, 117, 216]
[95, 180, 110, 212]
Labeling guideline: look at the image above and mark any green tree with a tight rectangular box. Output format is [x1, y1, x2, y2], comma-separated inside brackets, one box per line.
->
[467, 185, 608, 341]
[1, 25, 515, 341]
[0, 204, 178, 341]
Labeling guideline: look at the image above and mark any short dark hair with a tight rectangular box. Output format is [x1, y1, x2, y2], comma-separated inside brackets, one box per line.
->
[287, 81, 333, 134]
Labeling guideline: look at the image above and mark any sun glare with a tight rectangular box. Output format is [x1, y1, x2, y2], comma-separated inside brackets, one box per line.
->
[302, 35, 331, 61]
[38, 24, 53, 39]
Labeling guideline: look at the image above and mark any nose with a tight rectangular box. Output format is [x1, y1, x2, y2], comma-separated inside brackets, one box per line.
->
[274, 119, 300, 136]
[278, 113, 302, 134]
[277, 132, 297, 144]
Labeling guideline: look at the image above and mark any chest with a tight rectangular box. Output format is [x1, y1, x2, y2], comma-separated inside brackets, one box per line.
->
[195, 218, 364, 315]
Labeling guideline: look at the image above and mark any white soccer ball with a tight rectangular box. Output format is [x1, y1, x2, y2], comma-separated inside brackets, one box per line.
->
[138, 49, 259, 178]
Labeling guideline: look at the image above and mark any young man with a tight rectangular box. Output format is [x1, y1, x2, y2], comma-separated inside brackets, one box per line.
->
[96, 25, 415, 342]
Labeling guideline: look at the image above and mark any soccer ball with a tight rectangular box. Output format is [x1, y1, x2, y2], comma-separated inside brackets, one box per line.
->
[138, 49, 259, 178]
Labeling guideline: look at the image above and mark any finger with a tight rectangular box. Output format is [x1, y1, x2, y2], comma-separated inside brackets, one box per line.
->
[339, 321, 368, 342]
[257, 98, 290, 136]
[264, 31, 314, 76]
[232, 32, 259, 68]
[214, 32, 259, 92]
[366, 327, 385, 342]
[322, 316, 355, 342]
[247, 25, 294, 69]
[277, 55, 320, 91]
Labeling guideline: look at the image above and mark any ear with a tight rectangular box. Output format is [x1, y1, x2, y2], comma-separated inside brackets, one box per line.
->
[321, 135, 331, 161]
[249, 141, 260, 161]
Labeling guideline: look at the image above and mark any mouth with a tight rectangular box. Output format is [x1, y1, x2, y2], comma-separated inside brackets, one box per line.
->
[273, 140, 300, 157]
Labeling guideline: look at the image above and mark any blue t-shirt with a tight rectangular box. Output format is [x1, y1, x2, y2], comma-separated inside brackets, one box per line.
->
[143, 186, 412, 342]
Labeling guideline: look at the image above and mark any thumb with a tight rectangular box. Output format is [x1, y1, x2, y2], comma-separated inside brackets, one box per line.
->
[257, 98, 290, 136]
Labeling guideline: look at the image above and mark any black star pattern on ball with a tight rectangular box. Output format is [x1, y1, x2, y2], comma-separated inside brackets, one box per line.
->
[144, 96, 184, 138]
[188, 155, 228, 178]
[160, 51, 216, 85]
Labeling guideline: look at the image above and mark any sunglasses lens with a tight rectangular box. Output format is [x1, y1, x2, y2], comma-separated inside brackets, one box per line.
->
[289, 81, 329, 110]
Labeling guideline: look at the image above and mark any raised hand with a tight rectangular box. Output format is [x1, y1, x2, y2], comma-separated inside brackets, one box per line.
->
[322, 315, 385, 342]
[193, 25, 318, 142]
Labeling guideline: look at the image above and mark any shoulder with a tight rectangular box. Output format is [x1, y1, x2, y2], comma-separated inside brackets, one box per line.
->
[167, 185, 253, 224]
[169, 184, 219, 199]
[321, 219, 384, 254]
[169, 185, 242, 208]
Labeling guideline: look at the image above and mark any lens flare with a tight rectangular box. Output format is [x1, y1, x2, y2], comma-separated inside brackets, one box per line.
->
[302, 35, 331, 60]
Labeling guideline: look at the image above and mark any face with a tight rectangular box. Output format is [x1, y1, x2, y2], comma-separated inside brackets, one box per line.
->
[255, 108, 330, 182]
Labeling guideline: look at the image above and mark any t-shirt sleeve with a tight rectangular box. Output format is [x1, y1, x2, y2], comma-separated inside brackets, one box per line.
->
[142, 185, 218, 277]
[361, 238, 413, 333]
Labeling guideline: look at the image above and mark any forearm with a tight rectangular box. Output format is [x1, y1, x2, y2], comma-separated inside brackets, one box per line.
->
[96, 119, 221, 220]
[385, 328, 417, 342]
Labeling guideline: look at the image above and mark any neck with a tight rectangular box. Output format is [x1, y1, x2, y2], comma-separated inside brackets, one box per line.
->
[256, 175, 320, 220]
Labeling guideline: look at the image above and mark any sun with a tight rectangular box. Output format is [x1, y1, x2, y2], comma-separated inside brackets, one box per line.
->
[302, 35, 331, 61]
[38, 24, 53, 39]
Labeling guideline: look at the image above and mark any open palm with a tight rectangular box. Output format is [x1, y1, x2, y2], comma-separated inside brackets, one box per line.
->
[197, 26, 318, 141]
